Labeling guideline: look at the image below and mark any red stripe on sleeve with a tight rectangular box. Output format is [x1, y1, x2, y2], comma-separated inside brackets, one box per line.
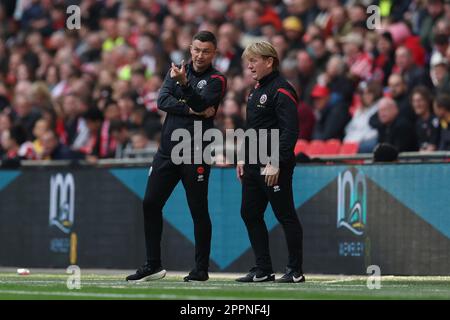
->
[277, 88, 297, 105]
[211, 74, 226, 98]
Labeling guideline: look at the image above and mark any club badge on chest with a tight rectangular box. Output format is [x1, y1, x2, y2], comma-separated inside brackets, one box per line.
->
[257, 94, 267, 108]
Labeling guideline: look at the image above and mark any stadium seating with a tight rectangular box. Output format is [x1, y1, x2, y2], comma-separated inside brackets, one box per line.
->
[294, 139, 309, 155]
[294, 139, 359, 157]
[339, 142, 360, 155]
[324, 139, 341, 155]
[306, 140, 326, 156]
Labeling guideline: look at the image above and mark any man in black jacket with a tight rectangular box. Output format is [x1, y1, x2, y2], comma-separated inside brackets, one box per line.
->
[371, 97, 418, 152]
[126, 31, 226, 283]
[310, 84, 350, 140]
[236, 41, 305, 283]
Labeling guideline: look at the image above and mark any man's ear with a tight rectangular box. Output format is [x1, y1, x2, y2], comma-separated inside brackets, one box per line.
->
[266, 57, 274, 69]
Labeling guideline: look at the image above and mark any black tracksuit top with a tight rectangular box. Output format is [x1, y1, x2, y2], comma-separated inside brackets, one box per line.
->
[246, 71, 299, 166]
[157, 63, 226, 158]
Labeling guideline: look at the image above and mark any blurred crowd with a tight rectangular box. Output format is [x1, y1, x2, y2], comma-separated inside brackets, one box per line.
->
[1, 0, 450, 165]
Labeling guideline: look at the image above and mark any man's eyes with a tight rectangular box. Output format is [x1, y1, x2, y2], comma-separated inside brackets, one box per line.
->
[194, 48, 211, 54]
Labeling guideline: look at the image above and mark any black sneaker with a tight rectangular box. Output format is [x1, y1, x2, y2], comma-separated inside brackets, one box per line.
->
[276, 268, 305, 283]
[126, 264, 166, 282]
[235, 267, 275, 283]
[183, 268, 209, 282]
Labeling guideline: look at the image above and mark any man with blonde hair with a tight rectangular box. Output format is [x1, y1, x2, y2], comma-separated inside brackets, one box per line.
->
[236, 41, 305, 283]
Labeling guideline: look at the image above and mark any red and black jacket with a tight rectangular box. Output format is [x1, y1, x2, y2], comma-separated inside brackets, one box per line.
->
[157, 62, 226, 158]
[245, 71, 299, 167]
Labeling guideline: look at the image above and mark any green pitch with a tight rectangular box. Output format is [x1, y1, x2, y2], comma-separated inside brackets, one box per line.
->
[1, 272, 450, 300]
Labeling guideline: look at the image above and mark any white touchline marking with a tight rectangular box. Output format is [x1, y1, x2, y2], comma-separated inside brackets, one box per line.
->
[0, 290, 240, 300]
[0, 290, 178, 299]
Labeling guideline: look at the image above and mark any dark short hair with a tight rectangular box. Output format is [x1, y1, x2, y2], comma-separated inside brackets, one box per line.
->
[380, 31, 393, 44]
[132, 65, 146, 76]
[9, 125, 27, 146]
[411, 86, 433, 110]
[435, 94, 450, 112]
[193, 30, 217, 48]
[373, 143, 399, 162]
[109, 120, 129, 133]
[434, 33, 449, 46]
[83, 107, 104, 122]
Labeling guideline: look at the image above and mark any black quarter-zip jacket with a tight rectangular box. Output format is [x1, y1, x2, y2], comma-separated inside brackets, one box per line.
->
[157, 63, 226, 158]
[246, 70, 299, 167]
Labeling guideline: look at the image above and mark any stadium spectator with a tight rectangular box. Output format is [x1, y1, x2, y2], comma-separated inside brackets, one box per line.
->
[296, 49, 319, 105]
[109, 120, 132, 159]
[311, 84, 350, 140]
[117, 91, 136, 124]
[329, 5, 352, 39]
[0, 83, 9, 111]
[341, 31, 373, 82]
[282, 16, 304, 52]
[323, 54, 355, 106]
[393, 46, 432, 91]
[286, 0, 318, 31]
[387, 73, 416, 123]
[30, 81, 54, 111]
[0, 111, 12, 134]
[270, 34, 290, 63]
[40, 130, 75, 160]
[411, 86, 440, 152]
[31, 117, 51, 159]
[215, 22, 244, 77]
[429, 33, 449, 72]
[60, 94, 89, 151]
[371, 97, 418, 152]
[280, 53, 300, 94]
[12, 94, 41, 140]
[0, 113, 13, 158]
[373, 31, 396, 86]
[434, 94, 450, 150]
[128, 129, 157, 158]
[314, 0, 333, 32]
[308, 35, 330, 72]
[79, 107, 105, 159]
[20, 0, 53, 37]
[129, 106, 161, 143]
[344, 81, 382, 153]
[0, 125, 34, 161]
[297, 101, 315, 141]
[429, 54, 450, 94]
[419, 0, 445, 52]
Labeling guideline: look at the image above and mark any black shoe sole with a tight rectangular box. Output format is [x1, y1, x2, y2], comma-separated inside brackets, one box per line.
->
[275, 277, 305, 283]
[183, 277, 209, 282]
[126, 269, 166, 282]
[235, 275, 275, 283]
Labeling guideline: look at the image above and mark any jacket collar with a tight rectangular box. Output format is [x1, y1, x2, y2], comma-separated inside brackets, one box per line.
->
[257, 70, 279, 87]
[188, 62, 213, 77]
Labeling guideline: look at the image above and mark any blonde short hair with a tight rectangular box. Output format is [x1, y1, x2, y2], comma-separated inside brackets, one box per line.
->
[242, 41, 279, 70]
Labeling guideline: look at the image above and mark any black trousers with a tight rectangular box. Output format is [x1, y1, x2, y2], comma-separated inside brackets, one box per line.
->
[241, 164, 303, 273]
[142, 153, 211, 271]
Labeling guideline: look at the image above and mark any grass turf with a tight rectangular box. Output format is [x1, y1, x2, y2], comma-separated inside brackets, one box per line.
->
[1, 272, 450, 300]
